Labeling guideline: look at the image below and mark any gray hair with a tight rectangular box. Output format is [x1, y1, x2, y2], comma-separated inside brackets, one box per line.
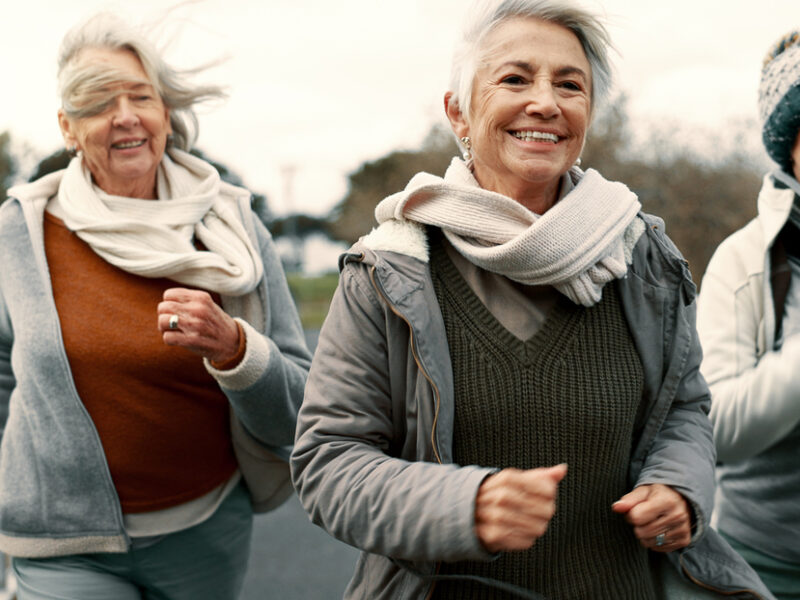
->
[57, 12, 226, 151]
[449, 0, 614, 119]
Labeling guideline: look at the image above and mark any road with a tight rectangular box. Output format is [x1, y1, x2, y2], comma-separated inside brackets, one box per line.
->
[241, 329, 360, 599]
[240, 494, 359, 599]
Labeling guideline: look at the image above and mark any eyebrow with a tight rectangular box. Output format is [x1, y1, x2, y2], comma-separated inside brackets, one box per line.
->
[499, 60, 588, 81]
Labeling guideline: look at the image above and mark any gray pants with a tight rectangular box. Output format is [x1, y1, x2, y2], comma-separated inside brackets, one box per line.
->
[12, 483, 253, 600]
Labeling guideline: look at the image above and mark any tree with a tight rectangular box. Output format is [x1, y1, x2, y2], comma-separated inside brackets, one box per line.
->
[582, 97, 763, 281]
[328, 124, 459, 244]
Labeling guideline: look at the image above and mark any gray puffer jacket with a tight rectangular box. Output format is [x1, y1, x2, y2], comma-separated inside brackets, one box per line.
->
[292, 215, 774, 600]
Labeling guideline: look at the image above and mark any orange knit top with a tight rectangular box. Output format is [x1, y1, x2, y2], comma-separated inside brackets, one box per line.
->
[44, 212, 239, 514]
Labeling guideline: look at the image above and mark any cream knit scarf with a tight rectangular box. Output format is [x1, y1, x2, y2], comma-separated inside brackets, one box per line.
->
[375, 158, 643, 307]
[57, 148, 263, 296]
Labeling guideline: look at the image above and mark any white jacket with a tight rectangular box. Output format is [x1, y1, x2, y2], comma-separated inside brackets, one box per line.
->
[697, 172, 800, 463]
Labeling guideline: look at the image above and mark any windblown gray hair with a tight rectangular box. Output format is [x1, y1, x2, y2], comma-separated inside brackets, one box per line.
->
[57, 12, 226, 151]
[449, 0, 614, 119]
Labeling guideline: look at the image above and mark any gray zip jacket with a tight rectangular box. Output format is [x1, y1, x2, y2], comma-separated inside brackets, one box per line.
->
[292, 215, 774, 599]
[0, 170, 311, 557]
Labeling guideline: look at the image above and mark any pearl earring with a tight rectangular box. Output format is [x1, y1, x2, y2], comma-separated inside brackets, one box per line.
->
[461, 137, 472, 162]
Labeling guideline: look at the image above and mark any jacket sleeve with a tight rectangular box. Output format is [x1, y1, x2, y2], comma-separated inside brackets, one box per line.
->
[206, 221, 312, 447]
[697, 252, 800, 463]
[635, 294, 716, 538]
[291, 261, 494, 562]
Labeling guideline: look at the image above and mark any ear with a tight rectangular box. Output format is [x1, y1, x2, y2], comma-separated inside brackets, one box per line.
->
[164, 106, 173, 135]
[57, 109, 78, 150]
[444, 92, 469, 140]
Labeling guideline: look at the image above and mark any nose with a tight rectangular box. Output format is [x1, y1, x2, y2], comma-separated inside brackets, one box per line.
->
[524, 79, 560, 119]
[111, 96, 140, 128]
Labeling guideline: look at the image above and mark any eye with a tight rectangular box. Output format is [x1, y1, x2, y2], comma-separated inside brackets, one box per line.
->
[557, 81, 584, 92]
[500, 75, 526, 85]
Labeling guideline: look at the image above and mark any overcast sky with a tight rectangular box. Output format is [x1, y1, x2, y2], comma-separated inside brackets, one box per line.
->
[2, 0, 797, 219]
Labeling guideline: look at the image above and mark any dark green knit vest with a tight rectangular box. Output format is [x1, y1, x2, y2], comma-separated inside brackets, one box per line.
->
[429, 237, 656, 600]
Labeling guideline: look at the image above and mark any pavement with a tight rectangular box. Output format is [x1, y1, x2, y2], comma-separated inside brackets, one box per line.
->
[239, 328, 361, 599]
[240, 494, 359, 599]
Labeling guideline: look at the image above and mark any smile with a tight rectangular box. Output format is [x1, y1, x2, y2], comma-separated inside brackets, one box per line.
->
[511, 131, 559, 143]
[112, 140, 146, 149]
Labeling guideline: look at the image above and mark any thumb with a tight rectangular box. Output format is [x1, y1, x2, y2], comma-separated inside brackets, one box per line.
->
[541, 463, 568, 483]
[612, 484, 651, 514]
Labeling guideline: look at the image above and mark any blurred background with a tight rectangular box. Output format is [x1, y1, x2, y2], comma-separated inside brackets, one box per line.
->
[1, 1, 795, 596]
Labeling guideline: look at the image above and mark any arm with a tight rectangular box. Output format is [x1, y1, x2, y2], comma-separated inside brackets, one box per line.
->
[624, 293, 715, 549]
[206, 227, 312, 447]
[697, 266, 800, 462]
[291, 262, 495, 562]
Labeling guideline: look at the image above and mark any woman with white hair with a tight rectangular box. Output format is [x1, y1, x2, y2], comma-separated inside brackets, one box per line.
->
[697, 31, 800, 600]
[0, 11, 310, 599]
[292, 0, 774, 598]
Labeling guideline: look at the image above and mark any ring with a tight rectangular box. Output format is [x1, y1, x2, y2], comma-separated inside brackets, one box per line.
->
[655, 532, 667, 547]
[168, 315, 179, 330]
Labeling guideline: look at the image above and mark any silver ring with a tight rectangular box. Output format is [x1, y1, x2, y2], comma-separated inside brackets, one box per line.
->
[168, 314, 179, 330]
[655, 532, 667, 547]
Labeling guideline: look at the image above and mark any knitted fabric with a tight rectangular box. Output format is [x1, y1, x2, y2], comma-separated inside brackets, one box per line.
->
[759, 31, 800, 171]
[374, 158, 643, 307]
[56, 148, 264, 295]
[429, 238, 656, 600]
[44, 213, 238, 513]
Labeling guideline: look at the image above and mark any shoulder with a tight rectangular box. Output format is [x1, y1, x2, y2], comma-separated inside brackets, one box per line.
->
[703, 217, 766, 290]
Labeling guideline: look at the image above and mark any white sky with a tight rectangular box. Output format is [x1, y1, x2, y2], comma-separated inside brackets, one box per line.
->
[1, 0, 796, 219]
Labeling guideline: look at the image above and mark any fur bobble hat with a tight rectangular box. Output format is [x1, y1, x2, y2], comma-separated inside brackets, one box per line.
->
[759, 31, 800, 171]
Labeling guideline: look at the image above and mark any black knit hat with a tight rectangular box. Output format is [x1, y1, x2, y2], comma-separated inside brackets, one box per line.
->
[759, 31, 800, 171]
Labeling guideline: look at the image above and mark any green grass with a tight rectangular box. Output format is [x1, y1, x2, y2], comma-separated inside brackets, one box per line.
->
[287, 272, 339, 330]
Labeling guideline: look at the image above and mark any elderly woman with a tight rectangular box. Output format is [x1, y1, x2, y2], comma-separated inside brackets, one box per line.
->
[0, 12, 310, 600]
[697, 31, 800, 600]
[291, 1, 774, 599]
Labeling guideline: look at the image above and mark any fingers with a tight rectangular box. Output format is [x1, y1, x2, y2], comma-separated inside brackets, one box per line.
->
[475, 464, 567, 553]
[613, 484, 692, 553]
[611, 485, 650, 514]
[157, 288, 240, 362]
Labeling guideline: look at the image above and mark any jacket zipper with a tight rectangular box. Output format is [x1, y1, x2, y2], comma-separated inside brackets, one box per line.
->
[368, 266, 443, 464]
[367, 265, 443, 600]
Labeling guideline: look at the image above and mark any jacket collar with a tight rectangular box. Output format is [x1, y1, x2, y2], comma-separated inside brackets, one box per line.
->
[758, 171, 797, 248]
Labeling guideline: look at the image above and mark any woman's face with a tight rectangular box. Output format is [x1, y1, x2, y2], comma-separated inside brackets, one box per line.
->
[446, 17, 592, 211]
[58, 48, 171, 199]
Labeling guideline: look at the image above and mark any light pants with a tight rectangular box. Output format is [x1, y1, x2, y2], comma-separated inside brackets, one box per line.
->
[12, 483, 253, 600]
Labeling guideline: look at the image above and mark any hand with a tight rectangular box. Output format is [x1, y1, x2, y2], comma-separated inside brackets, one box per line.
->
[157, 288, 240, 363]
[612, 484, 692, 553]
[475, 464, 567, 553]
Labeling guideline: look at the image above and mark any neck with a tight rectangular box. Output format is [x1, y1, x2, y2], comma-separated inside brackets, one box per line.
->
[471, 168, 563, 215]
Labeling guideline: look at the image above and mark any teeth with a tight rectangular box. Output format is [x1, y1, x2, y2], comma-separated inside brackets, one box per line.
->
[513, 131, 559, 143]
[113, 140, 145, 149]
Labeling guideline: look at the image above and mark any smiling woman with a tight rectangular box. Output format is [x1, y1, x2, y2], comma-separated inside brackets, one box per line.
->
[291, 1, 777, 599]
[58, 47, 173, 198]
[0, 11, 311, 600]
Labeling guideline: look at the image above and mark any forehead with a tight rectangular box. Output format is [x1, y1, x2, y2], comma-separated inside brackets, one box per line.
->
[74, 47, 152, 85]
[479, 17, 589, 71]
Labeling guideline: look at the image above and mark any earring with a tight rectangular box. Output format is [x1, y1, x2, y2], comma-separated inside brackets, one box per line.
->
[67, 146, 78, 158]
[460, 136, 472, 162]
[574, 157, 582, 167]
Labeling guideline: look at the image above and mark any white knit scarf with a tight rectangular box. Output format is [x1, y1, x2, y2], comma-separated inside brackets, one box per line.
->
[57, 148, 263, 296]
[375, 158, 643, 307]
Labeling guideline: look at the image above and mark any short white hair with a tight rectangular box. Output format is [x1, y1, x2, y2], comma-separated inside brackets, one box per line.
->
[57, 12, 226, 150]
[449, 0, 614, 119]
